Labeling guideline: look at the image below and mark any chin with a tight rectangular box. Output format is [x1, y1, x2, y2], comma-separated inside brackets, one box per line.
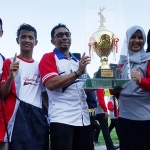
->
[62, 47, 70, 51]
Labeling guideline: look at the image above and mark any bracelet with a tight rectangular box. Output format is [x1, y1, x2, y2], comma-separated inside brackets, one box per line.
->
[74, 71, 79, 78]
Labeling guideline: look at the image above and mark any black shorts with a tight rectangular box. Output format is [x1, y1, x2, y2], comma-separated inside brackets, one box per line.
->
[10, 101, 49, 150]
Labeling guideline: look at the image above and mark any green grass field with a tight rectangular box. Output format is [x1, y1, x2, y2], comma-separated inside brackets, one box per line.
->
[98, 119, 119, 145]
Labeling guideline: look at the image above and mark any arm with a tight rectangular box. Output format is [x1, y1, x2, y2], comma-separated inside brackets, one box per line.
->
[132, 61, 150, 91]
[39, 52, 90, 91]
[0, 54, 19, 99]
[139, 61, 150, 91]
[97, 89, 107, 112]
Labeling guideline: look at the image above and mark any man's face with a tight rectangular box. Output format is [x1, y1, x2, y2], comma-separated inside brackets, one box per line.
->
[128, 30, 144, 52]
[51, 27, 71, 52]
[16, 29, 37, 52]
[0, 24, 3, 38]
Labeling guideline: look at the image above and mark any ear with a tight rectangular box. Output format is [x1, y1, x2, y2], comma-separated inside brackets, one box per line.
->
[16, 38, 19, 44]
[0, 30, 3, 37]
[35, 40, 38, 46]
[51, 39, 56, 45]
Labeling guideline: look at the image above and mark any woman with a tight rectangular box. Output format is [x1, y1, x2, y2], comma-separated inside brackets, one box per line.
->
[118, 25, 150, 150]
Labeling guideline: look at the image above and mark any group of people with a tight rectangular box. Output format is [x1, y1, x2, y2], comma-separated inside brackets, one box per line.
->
[0, 17, 150, 150]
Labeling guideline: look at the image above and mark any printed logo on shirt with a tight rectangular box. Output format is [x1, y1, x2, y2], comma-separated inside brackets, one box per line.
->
[23, 74, 40, 86]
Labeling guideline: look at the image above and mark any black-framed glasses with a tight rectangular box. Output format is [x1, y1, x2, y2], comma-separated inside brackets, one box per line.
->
[54, 32, 71, 38]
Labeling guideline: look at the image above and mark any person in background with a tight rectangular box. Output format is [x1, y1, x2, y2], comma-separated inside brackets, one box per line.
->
[94, 88, 119, 150]
[0, 18, 8, 150]
[107, 95, 120, 140]
[0, 18, 5, 76]
[0, 24, 49, 150]
[146, 29, 150, 52]
[39, 23, 92, 150]
[117, 25, 150, 150]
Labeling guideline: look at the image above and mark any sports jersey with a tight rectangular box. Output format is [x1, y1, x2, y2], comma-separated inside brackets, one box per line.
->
[39, 48, 90, 126]
[0, 56, 43, 142]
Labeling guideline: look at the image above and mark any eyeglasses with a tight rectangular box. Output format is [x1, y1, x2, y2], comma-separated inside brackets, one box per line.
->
[54, 32, 71, 38]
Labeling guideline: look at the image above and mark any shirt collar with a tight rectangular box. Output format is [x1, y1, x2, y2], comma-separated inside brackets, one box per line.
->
[53, 48, 78, 62]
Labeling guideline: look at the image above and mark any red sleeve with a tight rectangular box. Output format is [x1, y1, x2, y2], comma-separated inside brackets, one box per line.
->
[0, 59, 11, 87]
[139, 60, 150, 91]
[107, 101, 114, 111]
[39, 52, 58, 85]
[96, 89, 107, 112]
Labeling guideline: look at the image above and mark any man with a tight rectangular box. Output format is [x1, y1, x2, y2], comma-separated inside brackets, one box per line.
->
[39, 23, 91, 150]
[0, 18, 8, 150]
[0, 24, 49, 150]
[0, 18, 5, 76]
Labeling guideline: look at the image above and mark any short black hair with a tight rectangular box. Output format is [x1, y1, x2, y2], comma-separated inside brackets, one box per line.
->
[147, 29, 150, 52]
[0, 18, 3, 30]
[51, 23, 70, 39]
[17, 23, 37, 39]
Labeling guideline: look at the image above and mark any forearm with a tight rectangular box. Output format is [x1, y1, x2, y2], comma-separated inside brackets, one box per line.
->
[0, 76, 13, 99]
[139, 78, 150, 91]
[45, 71, 79, 91]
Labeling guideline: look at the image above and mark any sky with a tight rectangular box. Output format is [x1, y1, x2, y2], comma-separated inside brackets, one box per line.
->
[0, 0, 150, 77]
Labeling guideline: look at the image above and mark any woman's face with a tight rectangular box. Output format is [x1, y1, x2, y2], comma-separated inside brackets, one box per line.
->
[128, 30, 144, 52]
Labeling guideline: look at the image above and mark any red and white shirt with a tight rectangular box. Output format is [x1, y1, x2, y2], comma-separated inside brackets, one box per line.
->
[0, 56, 43, 142]
[39, 48, 90, 126]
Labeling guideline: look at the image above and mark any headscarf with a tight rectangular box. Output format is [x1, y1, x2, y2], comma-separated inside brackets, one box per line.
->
[119, 25, 150, 79]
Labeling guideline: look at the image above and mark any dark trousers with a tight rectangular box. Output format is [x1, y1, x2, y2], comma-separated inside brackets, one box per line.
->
[109, 119, 120, 140]
[94, 113, 114, 150]
[119, 117, 150, 150]
[50, 123, 92, 150]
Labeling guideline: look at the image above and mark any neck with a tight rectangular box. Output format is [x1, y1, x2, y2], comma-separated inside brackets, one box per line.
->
[19, 51, 33, 61]
[59, 49, 71, 60]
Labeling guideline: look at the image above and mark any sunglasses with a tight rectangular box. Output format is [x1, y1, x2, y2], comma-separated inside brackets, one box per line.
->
[54, 32, 71, 38]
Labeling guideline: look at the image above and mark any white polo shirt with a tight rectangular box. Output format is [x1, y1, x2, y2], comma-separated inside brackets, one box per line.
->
[39, 48, 90, 126]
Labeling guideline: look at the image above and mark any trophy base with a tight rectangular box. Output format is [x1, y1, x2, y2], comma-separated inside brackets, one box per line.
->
[95, 69, 114, 78]
[95, 68, 120, 79]
[83, 78, 130, 89]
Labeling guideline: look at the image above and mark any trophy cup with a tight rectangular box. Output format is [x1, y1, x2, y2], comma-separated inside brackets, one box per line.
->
[93, 33, 115, 78]
[83, 7, 130, 89]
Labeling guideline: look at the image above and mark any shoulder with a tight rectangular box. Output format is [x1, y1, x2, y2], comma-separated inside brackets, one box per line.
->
[42, 52, 55, 59]
[0, 53, 5, 61]
[3, 58, 11, 64]
[39, 52, 56, 65]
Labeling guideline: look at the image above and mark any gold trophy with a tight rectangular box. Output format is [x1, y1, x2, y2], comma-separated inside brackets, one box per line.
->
[93, 33, 115, 78]
[88, 7, 118, 78]
[83, 7, 130, 89]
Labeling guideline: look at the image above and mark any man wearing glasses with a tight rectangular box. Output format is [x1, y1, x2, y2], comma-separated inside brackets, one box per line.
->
[39, 23, 92, 150]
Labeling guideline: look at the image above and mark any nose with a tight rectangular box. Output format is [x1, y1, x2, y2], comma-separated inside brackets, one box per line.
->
[135, 37, 140, 42]
[24, 37, 30, 42]
[62, 34, 67, 39]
